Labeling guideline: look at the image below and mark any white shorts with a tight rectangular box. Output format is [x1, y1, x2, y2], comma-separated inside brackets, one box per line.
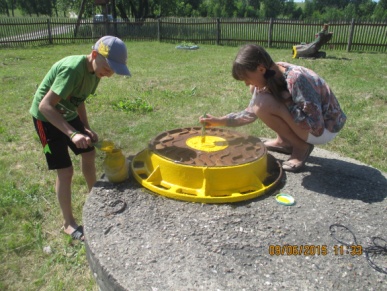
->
[307, 129, 338, 145]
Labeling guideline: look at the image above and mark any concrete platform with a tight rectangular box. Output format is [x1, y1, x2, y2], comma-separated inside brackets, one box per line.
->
[83, 147, 387, 290]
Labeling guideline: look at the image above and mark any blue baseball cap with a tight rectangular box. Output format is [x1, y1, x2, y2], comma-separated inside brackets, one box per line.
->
[93, 36, 131, 76]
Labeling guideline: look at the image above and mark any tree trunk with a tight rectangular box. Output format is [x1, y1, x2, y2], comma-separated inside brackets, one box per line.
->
[117, 2, 129, 20]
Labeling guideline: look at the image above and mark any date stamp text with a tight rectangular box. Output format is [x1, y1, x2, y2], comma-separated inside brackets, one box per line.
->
[268, 245, 363, 256]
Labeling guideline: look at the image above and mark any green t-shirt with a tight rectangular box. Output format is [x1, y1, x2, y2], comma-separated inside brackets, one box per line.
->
[30, 55, 100, 122]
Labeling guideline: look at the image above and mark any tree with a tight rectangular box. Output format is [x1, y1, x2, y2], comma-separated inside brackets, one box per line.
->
[174, 2, 193, 16]
[357, 0, 376, 18]
[260, 0, 285, 18]
[342, 3, 356, 20]
[322, 6, 345, 20]
[14, 0, 53, 16]
[233, 0, 261, 18]
[114, 0, 152, 19]
[0, 0, 10, 16]
[0, 0, 383, 19]
[303, 0, 315, 18]
[373, 0, 387, 20]
[283, 0, 303, 19]
[314, 0, 350, 11]
[56, 0, 88, 18]
[199, 0, 236, 17]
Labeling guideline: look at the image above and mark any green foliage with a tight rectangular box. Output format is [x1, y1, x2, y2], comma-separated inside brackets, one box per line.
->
[302, 0, 383, 21]
[178, 41, 197, 47]
[373, 2, 387, 20]
[1, 0, 386, 20]
[113, 97, 154, 113]
[16, 0, 52, 17]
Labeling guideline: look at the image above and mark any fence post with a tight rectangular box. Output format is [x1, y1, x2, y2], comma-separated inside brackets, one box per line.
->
[157, 18, 161, 42]
[47, 19, 53, 44]
[268, 18, 273, 48]
[347, 18, 355, 52]
[216, 18, 221, 46]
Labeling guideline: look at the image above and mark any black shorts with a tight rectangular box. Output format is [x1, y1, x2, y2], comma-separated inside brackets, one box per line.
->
[33, 116, 95, 170]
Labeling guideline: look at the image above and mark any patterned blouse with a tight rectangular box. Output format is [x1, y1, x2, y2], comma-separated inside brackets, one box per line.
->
[226, 62, 347, 137]
[279, 62, 346, 136]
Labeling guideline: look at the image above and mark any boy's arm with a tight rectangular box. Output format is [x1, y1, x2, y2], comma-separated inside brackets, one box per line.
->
[39, 90, 77, 137]
[39, 90, 92, 147]
[77, 102, 98, 142]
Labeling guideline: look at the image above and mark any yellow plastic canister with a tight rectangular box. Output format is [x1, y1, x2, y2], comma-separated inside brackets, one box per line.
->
[103, 148, 129, 183]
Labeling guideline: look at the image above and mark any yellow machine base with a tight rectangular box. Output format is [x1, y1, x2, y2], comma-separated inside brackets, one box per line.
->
[131, 148, 282, 204]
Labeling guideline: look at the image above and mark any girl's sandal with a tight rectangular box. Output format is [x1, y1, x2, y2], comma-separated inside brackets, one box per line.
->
[263, 140, 293, 155]
[265, 144, 293, 155]
[282, 144, 314, 172]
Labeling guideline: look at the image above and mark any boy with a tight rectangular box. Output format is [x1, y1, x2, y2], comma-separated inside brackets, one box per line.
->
[30, 36, 131, 241]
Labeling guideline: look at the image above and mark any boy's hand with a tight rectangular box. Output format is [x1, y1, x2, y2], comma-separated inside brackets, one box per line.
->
[85, 128, 99, 144]
[72, 133, 92, 149]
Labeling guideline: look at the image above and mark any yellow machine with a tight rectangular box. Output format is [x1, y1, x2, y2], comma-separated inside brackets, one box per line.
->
[131, 128, 282, 203]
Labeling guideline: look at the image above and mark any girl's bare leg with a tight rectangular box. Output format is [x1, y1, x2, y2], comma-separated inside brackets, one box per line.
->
[254, 93, 312, 166]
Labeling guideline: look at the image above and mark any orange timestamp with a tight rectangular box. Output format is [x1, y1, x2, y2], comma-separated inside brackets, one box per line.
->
[268, 245, 363, 256]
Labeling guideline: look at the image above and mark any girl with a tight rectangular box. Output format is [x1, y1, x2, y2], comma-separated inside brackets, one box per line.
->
[200, 44, 346, 172]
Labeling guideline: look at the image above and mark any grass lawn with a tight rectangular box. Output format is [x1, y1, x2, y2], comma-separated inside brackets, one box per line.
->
[0, 41, 386, 290]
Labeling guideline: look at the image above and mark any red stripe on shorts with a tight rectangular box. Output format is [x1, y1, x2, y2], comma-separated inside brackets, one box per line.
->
[36, 120, 48, 148]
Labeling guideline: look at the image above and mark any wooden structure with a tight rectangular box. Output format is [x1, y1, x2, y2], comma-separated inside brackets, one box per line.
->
[2, 18, 386, 53]
[292, 24, 333, 58]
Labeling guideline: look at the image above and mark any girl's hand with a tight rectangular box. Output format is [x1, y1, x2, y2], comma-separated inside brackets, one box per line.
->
[199, 114, 227, 127]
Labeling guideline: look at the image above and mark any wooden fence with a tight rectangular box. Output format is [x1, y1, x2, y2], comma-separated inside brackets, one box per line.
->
[0, 17, 386, 52]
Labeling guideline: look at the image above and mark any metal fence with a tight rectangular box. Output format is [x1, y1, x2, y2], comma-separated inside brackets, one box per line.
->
[1, 17, 386, 52]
